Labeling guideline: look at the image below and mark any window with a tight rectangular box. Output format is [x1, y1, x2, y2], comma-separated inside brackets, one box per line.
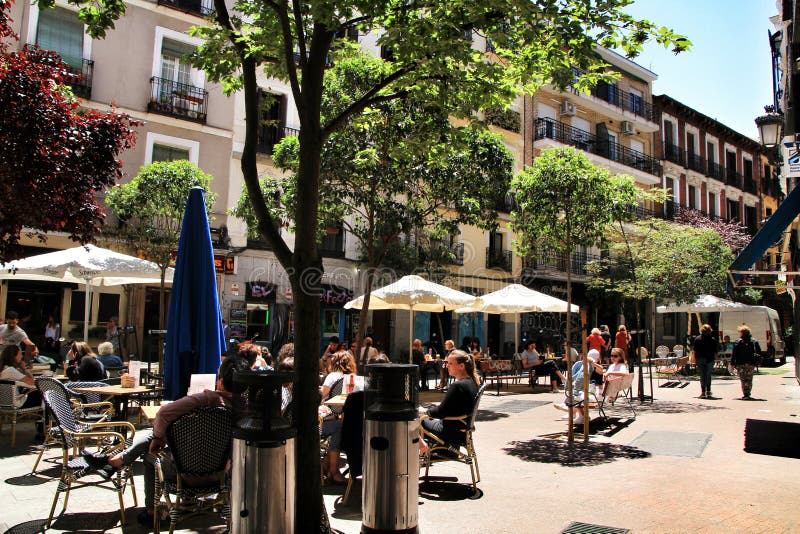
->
[688, 185, 696, 209]
[629, 88, 643, 115]
[152, 144, 190, 162]
[708, 192, 716, 218]
[686, 132, 696, 156]
[743, 158, 753, 180]
[98, 294, 120, 323]
[256, 91, 287, 154]
[145, 133, 199, 164]
[36, 8, 84, 68]
[706, 141, 716, 163]
[726, 150, 737, 173]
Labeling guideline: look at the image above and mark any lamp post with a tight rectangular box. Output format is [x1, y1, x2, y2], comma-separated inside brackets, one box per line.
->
[755, 106, 783, 148]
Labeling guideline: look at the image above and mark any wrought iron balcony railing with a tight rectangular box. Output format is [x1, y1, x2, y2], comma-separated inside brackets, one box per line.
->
[535, 118, 661, 176]
[567, 68, 655, 122]
[257, 125, 299, 155]
[706, 161, 724, 181]
[486, 248, 512, 271]
[67, 58, 93, 100]
[148, 77, 208, 123]
[157, 0, 214, 17]
[522, 249, 601, 277]
[726, 169, 742, 189]
[662, 142, 684, 166]
[686, 153, 705, 174]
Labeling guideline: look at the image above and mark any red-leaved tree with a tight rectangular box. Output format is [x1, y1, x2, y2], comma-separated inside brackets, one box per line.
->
[0, 0, 139, 262]
[674, 206, 751, 254]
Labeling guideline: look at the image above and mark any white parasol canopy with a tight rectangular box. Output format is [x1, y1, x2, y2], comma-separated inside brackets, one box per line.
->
[454, 284, 578, 357]
[344, 275, 481, 360]
[1, 244, 173, 341]
[656, 294, 748, 314]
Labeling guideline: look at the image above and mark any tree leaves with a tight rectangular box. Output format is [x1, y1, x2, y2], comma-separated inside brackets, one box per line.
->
[0, 6, 138, 262]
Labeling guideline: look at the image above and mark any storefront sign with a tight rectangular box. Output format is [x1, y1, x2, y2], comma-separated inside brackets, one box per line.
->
[230, 283, 240, 296]
[214, 255, 236, 274]
[320, 284, 352, 305]
[246, 281, 277, 302]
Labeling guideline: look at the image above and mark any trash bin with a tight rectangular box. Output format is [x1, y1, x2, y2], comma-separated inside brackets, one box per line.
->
[230, 370, 296, 534]
[361, 364, 419, 534]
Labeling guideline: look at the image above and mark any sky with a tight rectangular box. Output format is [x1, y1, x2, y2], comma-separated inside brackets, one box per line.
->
[622, 0, 777, 140]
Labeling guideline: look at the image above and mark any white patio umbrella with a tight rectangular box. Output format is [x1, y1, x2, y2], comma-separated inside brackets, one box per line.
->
[1, 245, 173, 341]
[656, 294, 748, 337]
[454, 283, 578, 357]
[344, 274, 481, 361]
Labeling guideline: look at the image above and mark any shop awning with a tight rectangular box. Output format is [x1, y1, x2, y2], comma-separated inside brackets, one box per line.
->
[729, 184, 800, 276]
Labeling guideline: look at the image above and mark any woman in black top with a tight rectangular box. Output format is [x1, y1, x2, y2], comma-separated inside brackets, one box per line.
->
[692, 323, 719, 399]
[420, 350, 479, 449]
[65, 341, 105, 381]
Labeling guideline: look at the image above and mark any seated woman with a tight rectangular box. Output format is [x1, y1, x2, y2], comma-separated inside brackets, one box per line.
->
[419, 350, 480, 453]
[65, 341, 105, 381]
[237, 344, 271, 371]
[0, 344, 43, 409]
[320, 351, 362, 400]
[604, 348, 628, 379]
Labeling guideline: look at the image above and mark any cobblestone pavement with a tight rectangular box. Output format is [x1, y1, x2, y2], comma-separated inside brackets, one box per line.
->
[2, 363, 798, 533]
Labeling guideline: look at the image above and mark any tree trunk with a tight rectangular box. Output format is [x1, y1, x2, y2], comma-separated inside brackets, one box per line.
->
[565, 251, 574, 442]
[356, 266, 377, 373]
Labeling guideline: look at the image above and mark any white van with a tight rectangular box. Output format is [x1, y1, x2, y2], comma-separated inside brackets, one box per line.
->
[718, 306, 785, 365]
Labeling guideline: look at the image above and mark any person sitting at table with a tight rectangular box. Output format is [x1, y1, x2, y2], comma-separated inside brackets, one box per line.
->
[320, 351, 361, 401]
[65, 341, 105, 381]
[605, 348, 628, 378]
[521, 341, 565, 392]
[237, 344, 271, 371]
[0, 345, 44, 439]
[96, 341, 123, 371]
[555, 350, 603, 425]
[82, 357, 239, 525]
[418, 350, 479, 454]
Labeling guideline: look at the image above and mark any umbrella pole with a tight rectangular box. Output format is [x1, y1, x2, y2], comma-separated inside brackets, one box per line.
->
[515, 314, 519, 359]
[409, 309, 414, 364]
[83, 281, 91, 342]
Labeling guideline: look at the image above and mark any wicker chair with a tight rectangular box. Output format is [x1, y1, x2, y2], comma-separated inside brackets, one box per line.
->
[42, 388, 137, 527]
[153, 406, 233, 534]
[65, 381, 116, 421]
[32, 377, 113, 474]
[419, 383, 486, 490]
[0, 379, 42, 448]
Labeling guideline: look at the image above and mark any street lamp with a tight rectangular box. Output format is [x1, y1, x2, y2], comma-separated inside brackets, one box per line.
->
[755, 105, 783, 148]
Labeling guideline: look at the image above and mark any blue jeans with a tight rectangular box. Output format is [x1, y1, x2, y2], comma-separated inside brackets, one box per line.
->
[695, 357, 714, 394]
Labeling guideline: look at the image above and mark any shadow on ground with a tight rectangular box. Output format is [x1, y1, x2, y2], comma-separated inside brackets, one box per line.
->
[629, 400, 728, 414]
[4, 465, 60, 486]
[502, 438, 651, 467]
[473, 409, 510, 422]
[419, 476, 483, 501]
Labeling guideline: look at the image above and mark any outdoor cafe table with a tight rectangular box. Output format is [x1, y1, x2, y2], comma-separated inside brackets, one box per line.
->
[139, 404, 162, 423]
[71, 384, 162, 421]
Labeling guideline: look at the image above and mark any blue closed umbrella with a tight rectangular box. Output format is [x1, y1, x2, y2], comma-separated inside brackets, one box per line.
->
[164, 187, 225, 400]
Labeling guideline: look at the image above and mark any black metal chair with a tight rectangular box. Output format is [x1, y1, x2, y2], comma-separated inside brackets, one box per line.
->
[153, 406, 233, 534]
[419, 383, 486, 490]
[65, 381, 115, 421]
[0, 379, 42, 448]
[42, 388, 137, 527]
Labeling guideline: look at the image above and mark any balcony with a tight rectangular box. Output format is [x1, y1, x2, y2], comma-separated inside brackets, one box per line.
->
[662, 142, 684, 166]
[486, 248, 512, 271]
[257, 125, 299, 155]
[67, 58, 94, 100]
[157, 0, 214, 17]
[535, 118, 661, 176]
[567, 68, 655, 122]
[726, 169, 742, 189]
[686, 153, 705, 174]
[148, 77, 208, 123]
[743, 177, 757, 194]
[706, 161, 724, 181]
[522, 249, 601, 277]
[319, 227, 345, 258]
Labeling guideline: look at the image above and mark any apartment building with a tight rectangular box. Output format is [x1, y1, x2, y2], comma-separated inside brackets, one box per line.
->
[5, 0, 241, 355]
[653, 94, 765, 234]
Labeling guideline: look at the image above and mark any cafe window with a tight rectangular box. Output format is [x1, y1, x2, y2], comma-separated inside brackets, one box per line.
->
[98, 293, 120, 323]
[152, 144, 190, 162]
[69, 291, 90, 322]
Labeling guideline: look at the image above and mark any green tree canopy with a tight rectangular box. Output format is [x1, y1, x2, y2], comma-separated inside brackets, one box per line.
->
[57, 0, 689, 527]
[106, 160, 215, 333]
[511, 147, 639, 441]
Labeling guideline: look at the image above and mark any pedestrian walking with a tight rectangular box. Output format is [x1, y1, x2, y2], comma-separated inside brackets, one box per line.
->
[730, 325, 761, 400]
[692, 323, 719, 398]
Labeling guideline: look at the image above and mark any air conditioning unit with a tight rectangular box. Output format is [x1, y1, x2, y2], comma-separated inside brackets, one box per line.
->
[621, 121, 635, 135]
[559, 101, 576, 116]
